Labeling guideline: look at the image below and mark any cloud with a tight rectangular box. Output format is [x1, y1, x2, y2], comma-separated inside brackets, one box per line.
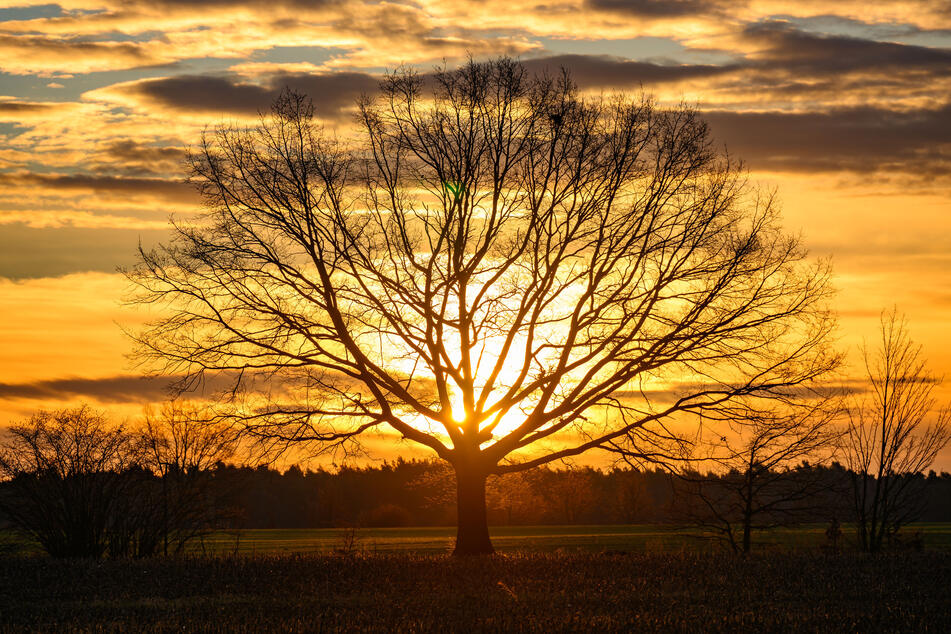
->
[0, 222, 171, 280]
[521, 53, 736, 88]
[0, 171, 195, 203]
[139, 0, 341, 7]
[0, 100, 79, 121]
[95, 140, 185, 176]
[120, 75, 273, 114]
[97, 71, 380, 119]
[81, 56, 951, 178]
[496, 25, 951, 113]
[0, 0, 535, 78]
[741, 20, 951, 76]
[0, 374, 177, 404]
[586, 0, 739, 18]
[99, 57, 734, 120]
[0, 102, 58, 115]
[522, 28, 951, 109]
[612, 379, 866, 404]
[0, 369, 358, 407]
[0, 33, 160, 74]
[704, 104, 951, 175]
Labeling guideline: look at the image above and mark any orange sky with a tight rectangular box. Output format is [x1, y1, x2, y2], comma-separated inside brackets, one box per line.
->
[1, 0, 950, 469]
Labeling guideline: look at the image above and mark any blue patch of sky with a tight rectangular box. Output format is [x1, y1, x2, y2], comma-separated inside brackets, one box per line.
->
[537, 36, 736, 65]
[0, 122, 26, 140]
[0, 4, 104, 22]
[774, 14, 951, 48]
[251, 45, 335, 66]
[0, 4, 64, 21]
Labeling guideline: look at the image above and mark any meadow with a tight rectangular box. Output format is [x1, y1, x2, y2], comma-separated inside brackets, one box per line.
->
[2, 525, 951, 631]
[176, 523, 951, 556]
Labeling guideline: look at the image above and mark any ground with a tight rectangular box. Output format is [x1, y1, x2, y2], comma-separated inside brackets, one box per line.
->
[2, 526, 950, 631]
[2, 551, 950, 631]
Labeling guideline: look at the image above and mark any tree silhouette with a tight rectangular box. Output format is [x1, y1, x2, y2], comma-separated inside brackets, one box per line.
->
[129, 58, 836, 554]
[135, 401, 240, 555]
[673, 400, 841, 553]
[0, 404, 242, 558]
[0, 406, 133, 558]
[844, 309, 951, 552]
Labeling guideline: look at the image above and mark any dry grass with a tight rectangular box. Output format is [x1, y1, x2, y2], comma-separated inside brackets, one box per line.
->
[1, 551, 949, 631]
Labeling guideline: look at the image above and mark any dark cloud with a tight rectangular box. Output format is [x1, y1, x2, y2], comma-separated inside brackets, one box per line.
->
[586, 0, 739, 17]
[613, 380, 864, 404]
[530, 26, 951, 102]
[0, 223, 172, 280]
[531, 27, 951, 93]
[276, 72, 379, 116]
[107, 144, 180, 170]
[121, 72, 379, 119]
[744, 20, 951, 76]
[515, 44, 951, 177]
[521, 54, 736, 88]
[704, 104, 951, 175]
[128, 75, 273, 114]
[0, 102, 61, 115]
[0, 33, 152, 62]
[0, 172, 195, 203]
[0, 370, 344, 407]
[96, 140, 186, 177]
[120, 58, 729, 118]
[0, 374, 177, 404]
[115, 0, 341, 8]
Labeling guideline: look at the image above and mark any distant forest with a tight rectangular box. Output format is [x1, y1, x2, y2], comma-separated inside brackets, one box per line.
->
[6, 453, 951, 558]
[193, 459, 951, 528]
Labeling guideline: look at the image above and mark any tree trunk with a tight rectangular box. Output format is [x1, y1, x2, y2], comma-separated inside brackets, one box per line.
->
[742, 515, 752, 554]
[453, 467, 494, 556]
[742, 470, 753, 554]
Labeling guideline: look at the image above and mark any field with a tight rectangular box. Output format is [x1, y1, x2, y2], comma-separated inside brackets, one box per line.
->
[5, 523, 951, 558]
[177, 523, 951, 555]
[2, 550, 950, 631]
[4, 525, 951, 631]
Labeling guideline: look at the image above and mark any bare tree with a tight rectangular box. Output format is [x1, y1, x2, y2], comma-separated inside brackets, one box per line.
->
[134, 401, 240, 555]
[845, 309, 951, 552]
[673, 400, 841, 553]
[0, 406, 133, 558]
[128, 57, 837, 554]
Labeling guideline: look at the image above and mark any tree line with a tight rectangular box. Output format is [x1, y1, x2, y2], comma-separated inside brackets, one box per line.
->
[3, 403, 951, 558]
[210, 459, 951, 531]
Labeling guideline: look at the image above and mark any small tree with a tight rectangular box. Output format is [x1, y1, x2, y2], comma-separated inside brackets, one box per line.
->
[134, 401, 240, 555]
[673, 400, 841, 553]
[129, 57, 837, 554]
[845, 309, 951, 552]
[0, 406, 133, 558]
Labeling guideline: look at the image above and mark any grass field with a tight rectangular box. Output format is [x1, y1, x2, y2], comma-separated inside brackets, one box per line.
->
[6, 523, 951, 556]
[183, 523, 951, 555]
[2, 551, 950, 631]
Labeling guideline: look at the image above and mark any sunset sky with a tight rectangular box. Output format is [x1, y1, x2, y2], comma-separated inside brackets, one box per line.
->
[1, 0, 950, 467]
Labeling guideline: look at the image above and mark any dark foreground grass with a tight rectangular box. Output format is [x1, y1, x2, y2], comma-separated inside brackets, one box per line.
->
[2, 551, 950, 632]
